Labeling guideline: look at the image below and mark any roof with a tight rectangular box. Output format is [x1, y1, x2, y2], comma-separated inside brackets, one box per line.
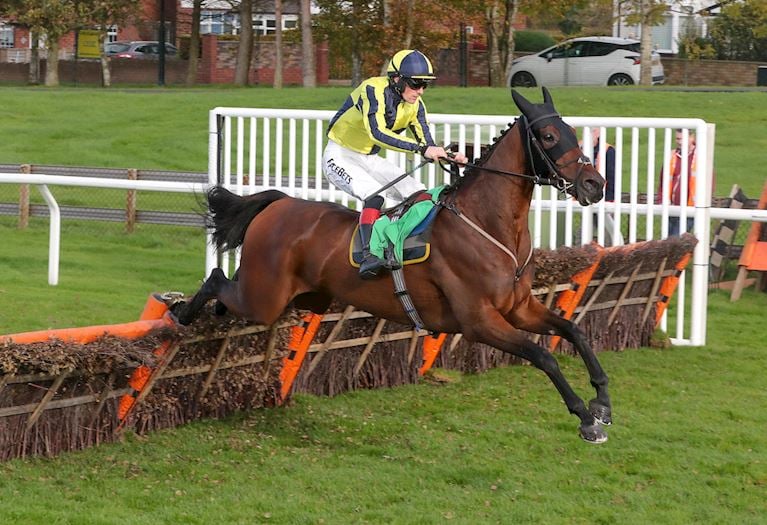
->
[568, 36, 639, 45]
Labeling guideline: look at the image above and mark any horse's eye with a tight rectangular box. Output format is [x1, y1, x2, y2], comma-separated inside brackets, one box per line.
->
[543, 133, 555, 143]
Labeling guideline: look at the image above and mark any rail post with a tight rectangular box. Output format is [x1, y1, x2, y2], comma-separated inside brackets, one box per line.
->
[126, 168, 138, 233]
[19, 164, 30, 229]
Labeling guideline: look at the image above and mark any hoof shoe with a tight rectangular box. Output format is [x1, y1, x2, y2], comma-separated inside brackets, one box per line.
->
[579, 423, 608, 444]
[589, 400, 612, 426]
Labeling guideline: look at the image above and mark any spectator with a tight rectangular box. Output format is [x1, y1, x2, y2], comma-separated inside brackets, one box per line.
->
[584, 127, 623, 246]
[657, 129, 696, 236]
[589, 127, 616, 201]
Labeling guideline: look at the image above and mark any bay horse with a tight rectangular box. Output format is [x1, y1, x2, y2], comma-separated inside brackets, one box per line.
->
[176, 88, 613, 443]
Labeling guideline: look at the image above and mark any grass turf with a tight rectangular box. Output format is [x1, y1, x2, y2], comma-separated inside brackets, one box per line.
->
[1, 86, 765, 196]
[0, 288, 765, 524]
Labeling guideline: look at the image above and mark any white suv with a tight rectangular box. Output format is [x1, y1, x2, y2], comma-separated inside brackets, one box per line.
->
[509, 36, 665, 87]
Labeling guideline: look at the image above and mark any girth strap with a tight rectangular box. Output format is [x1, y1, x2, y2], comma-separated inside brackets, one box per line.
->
[386, 206, 426, 329]
[392, 267, 424, 330]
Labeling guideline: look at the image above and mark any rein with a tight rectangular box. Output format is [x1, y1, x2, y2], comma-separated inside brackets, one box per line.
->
[441, 116, 586, 195]
[444, 157, 561, 188]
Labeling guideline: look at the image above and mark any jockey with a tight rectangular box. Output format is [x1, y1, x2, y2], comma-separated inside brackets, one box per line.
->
[322, 49, 467, 279]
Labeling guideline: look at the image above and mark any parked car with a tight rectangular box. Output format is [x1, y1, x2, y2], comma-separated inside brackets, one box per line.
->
[105, 41, 178, 59]
[508, 36, 664, 87]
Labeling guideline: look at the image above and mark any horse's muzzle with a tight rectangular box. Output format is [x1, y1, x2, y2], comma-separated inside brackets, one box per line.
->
[575, 172, 605, 206]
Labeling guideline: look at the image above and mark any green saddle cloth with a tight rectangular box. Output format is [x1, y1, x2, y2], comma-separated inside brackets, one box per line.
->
[369, 185, 445, 263]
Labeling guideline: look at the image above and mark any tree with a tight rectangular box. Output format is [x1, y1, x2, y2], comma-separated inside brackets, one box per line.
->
[443, 0, 585, 87]
[677, 17, 716, 60]
[484, 0, 518, 87]
[300, 0, 316, 87]
[234, 0, 254, 85]
[186, 0, 203, 85]
[709, 0, 767, 61]
[616, 0, 668, 85]
[84, 0, 140, 87]
[8, 0, 80, 86]
[0, 0, 37, 83]
[314, 0, 380, 86]
[314, 0, 582, 87]
[315, 0, 455, 86]
[273, 0, 283, 88]
[2, 0, 139, 87]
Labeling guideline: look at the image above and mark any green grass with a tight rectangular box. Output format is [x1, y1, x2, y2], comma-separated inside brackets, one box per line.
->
[0, 288, 765, 524]
[1, 86, 765, 196]
[0, 217, 205, 333]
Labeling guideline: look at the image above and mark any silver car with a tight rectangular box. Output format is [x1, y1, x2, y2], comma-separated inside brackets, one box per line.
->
[509, 36, 665, 87]
[105, 41, 178, 59]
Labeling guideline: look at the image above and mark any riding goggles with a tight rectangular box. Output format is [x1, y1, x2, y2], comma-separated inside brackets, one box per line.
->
[404, 77, 432, 90]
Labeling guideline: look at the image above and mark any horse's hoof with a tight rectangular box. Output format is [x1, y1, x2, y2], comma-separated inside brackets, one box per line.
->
[589, 400, 612, 426]
[579, 423, 608, 444]
[170, 302, 192, 325]
[214, 300, 228, 316]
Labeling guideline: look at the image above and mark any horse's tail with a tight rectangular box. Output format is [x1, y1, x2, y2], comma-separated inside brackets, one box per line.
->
[205, 186, 289, 251]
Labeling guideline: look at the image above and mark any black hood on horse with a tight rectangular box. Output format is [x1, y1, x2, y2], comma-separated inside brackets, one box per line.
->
[512, 87, 604, 206]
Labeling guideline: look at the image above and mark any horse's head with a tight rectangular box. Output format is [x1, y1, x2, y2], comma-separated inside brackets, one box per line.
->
[511, 87, 605, 206]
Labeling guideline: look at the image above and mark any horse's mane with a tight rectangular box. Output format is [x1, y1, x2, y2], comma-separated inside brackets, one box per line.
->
[442, 119, 518, 195]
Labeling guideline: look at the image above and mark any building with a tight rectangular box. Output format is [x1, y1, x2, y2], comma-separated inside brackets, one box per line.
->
[177, 0, 301, 38]
[0, 0, 300, 63]
[613, 0, 725, 54]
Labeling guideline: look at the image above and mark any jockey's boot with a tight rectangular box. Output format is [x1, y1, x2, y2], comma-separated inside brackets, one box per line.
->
[358, 223, 389, 279]
[358, 197, 388, 280]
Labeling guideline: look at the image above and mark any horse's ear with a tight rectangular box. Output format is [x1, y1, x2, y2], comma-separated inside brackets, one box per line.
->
[541, 86, 553, 106]
[511, 89, 533, 117]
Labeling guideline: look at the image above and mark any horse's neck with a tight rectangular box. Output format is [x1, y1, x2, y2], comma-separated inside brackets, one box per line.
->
[456, 127, 534, 245]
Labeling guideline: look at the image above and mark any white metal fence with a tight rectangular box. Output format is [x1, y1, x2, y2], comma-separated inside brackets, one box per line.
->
[0, 173, 205, 285]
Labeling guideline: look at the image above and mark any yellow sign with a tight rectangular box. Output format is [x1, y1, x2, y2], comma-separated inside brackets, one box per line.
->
[77, 30, 101, 59]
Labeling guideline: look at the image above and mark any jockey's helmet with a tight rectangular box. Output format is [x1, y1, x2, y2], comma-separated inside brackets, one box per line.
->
[387, 50, 436, 92]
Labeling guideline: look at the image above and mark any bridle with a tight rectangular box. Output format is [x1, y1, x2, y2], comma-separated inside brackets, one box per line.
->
[442, 114, 591, 197]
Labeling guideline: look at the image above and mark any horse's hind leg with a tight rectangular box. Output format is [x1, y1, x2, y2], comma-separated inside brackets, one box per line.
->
[175, 268, 232, 325]
[466, 308, 607, 444]
[509, 297, 612, 425]
[214, 267, 239, 316]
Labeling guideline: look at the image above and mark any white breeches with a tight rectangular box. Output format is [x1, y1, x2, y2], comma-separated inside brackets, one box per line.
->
[322, 140, 426, 204]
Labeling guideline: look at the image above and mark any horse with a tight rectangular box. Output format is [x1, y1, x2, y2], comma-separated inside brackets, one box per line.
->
[175, 87, 613, 443]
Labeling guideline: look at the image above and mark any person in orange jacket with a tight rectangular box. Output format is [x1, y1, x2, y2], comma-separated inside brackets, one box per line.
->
[657, 129, 696, 236]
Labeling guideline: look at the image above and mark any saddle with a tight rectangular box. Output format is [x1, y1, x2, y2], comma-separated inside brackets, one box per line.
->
[349, 187, 444, 268]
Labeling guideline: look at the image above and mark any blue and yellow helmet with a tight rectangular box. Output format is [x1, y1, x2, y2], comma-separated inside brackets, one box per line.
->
[387, 50, 436, 80]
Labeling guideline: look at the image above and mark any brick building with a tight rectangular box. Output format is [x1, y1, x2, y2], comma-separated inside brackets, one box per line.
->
[0, 0, 297, 62]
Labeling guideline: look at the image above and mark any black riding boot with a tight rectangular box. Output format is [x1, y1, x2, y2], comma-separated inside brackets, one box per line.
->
[358, 222, 388, 280]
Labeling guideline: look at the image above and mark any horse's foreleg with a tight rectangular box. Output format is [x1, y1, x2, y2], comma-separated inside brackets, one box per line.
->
[466, 308, 607, 444]
[508, 296, 612, 426]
